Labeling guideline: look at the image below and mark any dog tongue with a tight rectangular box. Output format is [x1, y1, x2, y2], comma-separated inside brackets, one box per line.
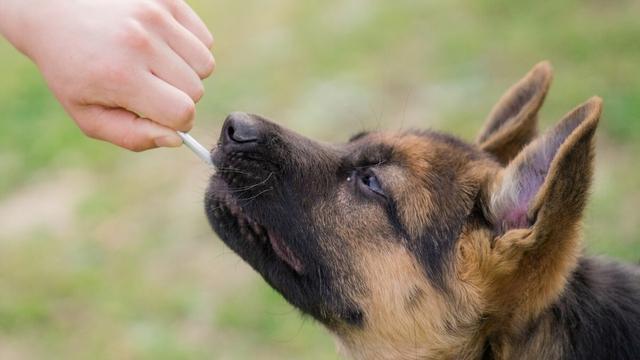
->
[268, 230, 304, 273]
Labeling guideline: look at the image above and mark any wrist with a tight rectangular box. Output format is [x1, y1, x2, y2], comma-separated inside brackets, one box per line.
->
[0, 0, 44, 59]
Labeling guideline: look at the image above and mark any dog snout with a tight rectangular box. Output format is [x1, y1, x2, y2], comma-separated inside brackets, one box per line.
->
[214, 112, 283, 168]
[221, 112, 262, 148]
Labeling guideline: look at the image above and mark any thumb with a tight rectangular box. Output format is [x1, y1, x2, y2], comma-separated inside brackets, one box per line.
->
[75, 106, 183, 152]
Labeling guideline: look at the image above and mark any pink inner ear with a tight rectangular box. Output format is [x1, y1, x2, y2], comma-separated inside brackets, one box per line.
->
[498, 154, 551, 231]
[496, 106, 587, 232]
[503, 207, 530, 230]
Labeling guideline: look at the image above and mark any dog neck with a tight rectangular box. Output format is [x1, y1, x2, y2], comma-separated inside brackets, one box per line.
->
[483, 257, 640, 360]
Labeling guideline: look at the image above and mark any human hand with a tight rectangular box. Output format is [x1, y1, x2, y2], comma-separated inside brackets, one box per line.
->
[0, 0, 215, 151]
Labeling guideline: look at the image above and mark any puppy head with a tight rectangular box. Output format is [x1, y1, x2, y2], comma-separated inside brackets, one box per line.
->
[205, 62, 601, 358]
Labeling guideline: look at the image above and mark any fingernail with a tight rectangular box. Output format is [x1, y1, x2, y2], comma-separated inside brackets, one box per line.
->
[154, 135, 182, 148]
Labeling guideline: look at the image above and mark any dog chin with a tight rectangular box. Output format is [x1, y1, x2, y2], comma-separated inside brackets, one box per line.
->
[205, 176, 304, 274]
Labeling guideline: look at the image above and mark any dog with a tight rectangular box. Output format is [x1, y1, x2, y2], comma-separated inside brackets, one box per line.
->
[205, 62, 640, 359]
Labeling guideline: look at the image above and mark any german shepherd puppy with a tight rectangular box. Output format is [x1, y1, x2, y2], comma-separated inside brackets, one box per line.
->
[205, 62, 640, 359]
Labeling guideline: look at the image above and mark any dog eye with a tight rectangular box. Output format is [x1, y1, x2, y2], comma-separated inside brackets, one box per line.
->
[359, 171, 385, 197]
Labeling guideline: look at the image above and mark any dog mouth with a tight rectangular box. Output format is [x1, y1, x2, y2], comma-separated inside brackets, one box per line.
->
[207, 177, 304, 274]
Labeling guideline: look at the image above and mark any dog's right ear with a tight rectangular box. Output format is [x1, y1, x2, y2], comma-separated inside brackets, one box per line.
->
[476, 61, 553, 164]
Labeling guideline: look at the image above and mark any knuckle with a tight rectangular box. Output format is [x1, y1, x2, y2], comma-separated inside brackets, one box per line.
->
[127, 143, 149, 152]
[179, 98, 196, 119]
[179, 114, 195, 132]
[204, 33, 215, 49]
[120, 128, 146, 152]
[162, 0, 179, 13]
[124, 142, 147, 152]
[192, 83, 205, 102]
[200, 54, 216, 78]
[175, 99, 195, 131]
[198, 31, 215, 50]
[78, 121, 100, 139]
[136, 1, 167, 25]
[183, 116, 195, 132]
[120, 19, 152, 51]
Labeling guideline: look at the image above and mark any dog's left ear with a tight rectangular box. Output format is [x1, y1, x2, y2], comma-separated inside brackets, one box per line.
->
[476, 61, 553, 164]
[489, 96, 601, 236]
[482, 97, 602, 320]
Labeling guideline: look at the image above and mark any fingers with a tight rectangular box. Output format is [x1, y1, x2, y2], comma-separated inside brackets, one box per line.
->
[76, 106, 183, 152]
[140, 2, 214, 80]
[162, 17, 215, 79]
[150, 39, 204, 101]
[122, 73, 196, 132]
[167, 0, 214, 49]
[125, 0, 213, 131]
[72, 0, 215, 151]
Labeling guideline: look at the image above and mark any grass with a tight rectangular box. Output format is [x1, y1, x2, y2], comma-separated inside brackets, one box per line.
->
[0, 0, 638, 358]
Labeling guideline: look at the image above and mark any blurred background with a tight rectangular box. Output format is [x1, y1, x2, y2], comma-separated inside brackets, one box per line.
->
[1, 0, 639, 358]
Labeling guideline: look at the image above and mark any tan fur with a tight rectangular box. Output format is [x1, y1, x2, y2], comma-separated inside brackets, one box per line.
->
[454, 97, 602, 358]
[209, 61, 636, 359]
[314, 63, 601, 359]
[383, 134, 439, 238]
[311, 132, 498, 359]
[374, 133, 488, 238]
[337, 244, 483, 360]
[488, 98, 601, 332]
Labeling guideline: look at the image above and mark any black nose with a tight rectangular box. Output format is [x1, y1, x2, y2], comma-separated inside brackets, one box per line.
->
[222, 112, 261, 147]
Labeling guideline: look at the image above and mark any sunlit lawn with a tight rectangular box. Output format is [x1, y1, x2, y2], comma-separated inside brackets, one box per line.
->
[1, 0, 639, 358]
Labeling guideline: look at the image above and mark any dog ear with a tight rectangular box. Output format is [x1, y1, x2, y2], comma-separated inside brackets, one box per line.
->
[476, 61, 553, 164]
[489, 96, 601, 234]
[482, 97, 601, 321]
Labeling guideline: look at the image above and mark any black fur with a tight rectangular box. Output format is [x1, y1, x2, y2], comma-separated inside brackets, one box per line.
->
[549, 257, 640, 359]
[206, 113, 640, 357]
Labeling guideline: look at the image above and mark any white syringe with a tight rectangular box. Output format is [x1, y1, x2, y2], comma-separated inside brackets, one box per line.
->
[177, 131, 214, 167]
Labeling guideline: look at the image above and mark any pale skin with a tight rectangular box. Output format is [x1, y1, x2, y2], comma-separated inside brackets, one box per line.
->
[0, 0, 215, 151]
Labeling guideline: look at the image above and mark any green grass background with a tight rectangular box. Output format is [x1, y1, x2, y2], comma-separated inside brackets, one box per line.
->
[1, 0, 639, 358]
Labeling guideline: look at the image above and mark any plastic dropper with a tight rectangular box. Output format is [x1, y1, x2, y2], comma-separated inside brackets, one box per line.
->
[177, 131, 214, 167]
